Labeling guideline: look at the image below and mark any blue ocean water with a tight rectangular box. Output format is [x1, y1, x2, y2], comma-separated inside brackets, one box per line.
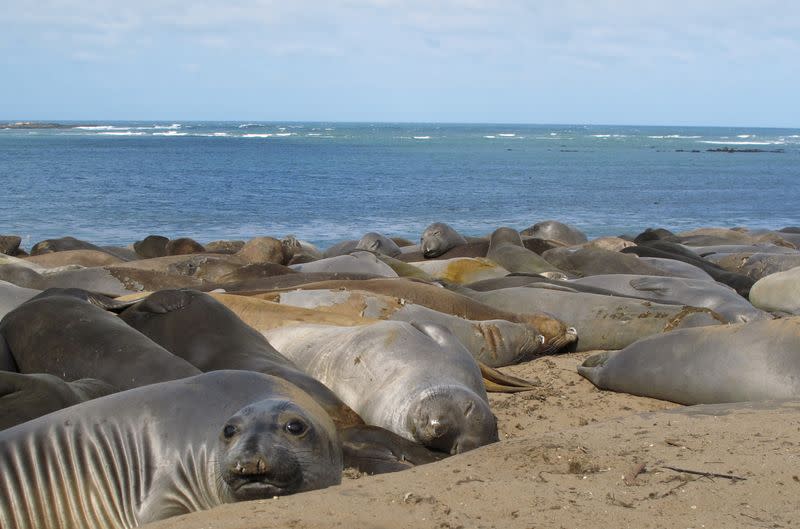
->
[1, 122, 798, 249]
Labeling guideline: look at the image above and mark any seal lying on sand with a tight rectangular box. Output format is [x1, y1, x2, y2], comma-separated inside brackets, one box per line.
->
[1, 289, 200, 390]
[0, 371, 115, 430]
[265, 321, 499, 454]
[268, 288, 547, 367]
[119, 289, 444, 473]
[0, 370, 343, 529]
[486, 227, 568, 278]
[469, 286, 724, 351]
[578, 318, 800, 404]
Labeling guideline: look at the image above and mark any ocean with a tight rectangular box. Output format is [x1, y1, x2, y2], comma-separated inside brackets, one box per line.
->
[1, 122, 798, 250]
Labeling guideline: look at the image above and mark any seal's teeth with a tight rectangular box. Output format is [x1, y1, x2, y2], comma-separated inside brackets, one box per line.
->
[235, 461, 244, 474]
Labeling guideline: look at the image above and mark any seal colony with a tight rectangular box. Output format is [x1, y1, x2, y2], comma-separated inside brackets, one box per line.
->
[2, 220, 800, 529]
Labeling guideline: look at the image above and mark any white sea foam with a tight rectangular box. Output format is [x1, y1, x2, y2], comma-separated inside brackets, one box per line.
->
[275, 133, 293, 137]
[307, 133, 322, 136]
[737, 134, 753, 138]
[74, 125, 130, 131]
[647, 135, 702, 139]
[152, 131, 187, 136]
[549, 132, 558, 136]
[242, 133, 273, 138]
[698, 140, 784, 146]
[591, 134, 611, 138]
[483, 135, 496, 139]
[412, 136, 431, 140]
[98, 131, 145, 136]
[498, 133, 516, 137]
[238, 123, 260, 128]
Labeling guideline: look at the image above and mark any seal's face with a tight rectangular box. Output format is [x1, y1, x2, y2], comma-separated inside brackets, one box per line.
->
[407, 387, 499, 455]
[219, 398, 342, 501]
[421, 226, 446, 258]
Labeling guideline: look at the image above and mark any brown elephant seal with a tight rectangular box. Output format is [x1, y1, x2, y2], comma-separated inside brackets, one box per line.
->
[487, 227, 569, 278]
[578, 318, 800, 404]
[265, 321, 499, 454]
[0, 372, 115, 430]
[521, 220, 588, 246]
[407, 257, 509, 284]
[237, 236, 286, 264]
[420, 222, 468, 257]
[396, 240, 490, 262]
[322, 239, 359, 258]
[30, 236, 103, 255]
[133, 234, 169, 258]
[0, 370, 343, 529]
[469, 286, 724, 351]
[355, 232, 402, 257]
[205, 239, 246, 254]
[239, 278, 577, 353]
[165, 237, 205, 255]
[119, 289, 443, 474]
[0, 235, 22, 256]
[23, 249, 125, 268]
[1, 289, 200, 390]
[268, 288, 547, 367]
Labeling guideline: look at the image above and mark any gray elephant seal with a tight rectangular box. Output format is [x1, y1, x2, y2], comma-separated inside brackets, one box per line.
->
[355, 232, 402, 257]
[1, 289, 200, 390]
[522, 220, 588, 246]
[487, 227, 568, 278]
[0, 372, 115, 430]
[265, 321, 499, 454]
[421, 222, 468, 258]
[0, 370, 342, 529]
[118, 289, 443, 474]
[578, 318, 800, 404]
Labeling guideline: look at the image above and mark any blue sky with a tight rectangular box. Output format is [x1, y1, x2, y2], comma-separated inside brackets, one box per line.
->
[2, 1, 799, 126]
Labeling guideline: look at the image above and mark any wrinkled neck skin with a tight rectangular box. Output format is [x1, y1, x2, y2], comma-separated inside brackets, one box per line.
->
[138, 441, 231, 526]
[0, 418, 230, 529]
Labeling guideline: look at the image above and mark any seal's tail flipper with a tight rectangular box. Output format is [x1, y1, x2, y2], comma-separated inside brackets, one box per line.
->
[576, 350, 615, 387]
[339, 425, 445, 475]
[479, 362, 540, 393]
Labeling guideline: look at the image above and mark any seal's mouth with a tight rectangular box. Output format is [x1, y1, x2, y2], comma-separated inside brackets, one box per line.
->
[231, 478, 291, 498]
[225, 458, 302, 499]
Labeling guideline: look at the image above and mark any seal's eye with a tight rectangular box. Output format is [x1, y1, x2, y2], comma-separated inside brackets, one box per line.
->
[223, 424, 238, 439]
[285, 419, 307, 436]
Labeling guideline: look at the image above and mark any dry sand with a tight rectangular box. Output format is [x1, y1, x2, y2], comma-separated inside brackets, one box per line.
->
[146, 352, 799, 529]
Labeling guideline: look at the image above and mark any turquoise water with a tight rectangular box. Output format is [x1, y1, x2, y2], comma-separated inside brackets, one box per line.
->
[1, 122, 798, 248]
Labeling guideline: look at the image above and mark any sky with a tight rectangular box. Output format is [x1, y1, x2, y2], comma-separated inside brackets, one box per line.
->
[2, 1, 799, 126]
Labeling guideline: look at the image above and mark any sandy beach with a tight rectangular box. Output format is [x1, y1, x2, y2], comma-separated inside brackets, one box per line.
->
[144, 352, 798, 529]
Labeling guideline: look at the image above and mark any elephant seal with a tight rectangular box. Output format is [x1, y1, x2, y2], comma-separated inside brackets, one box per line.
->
[749, 266, 800, 314]
[239, 278, 577, 353]
[264, 321, 499, 454]
[269, 288, 547, 367]
[0, 372, 115, 430]
[117, 289, 363, 429]
[322, 239, 359, 258]
[0, 280, 39, 320]
[30, 236, 104, 256]
[290, 251, 398, 277]
[408, 257, 509, 284]
[396, 240, 490, 262]
[0, 370, 342, 529]
[487, 227, 568, 278]
[542, 246, 670, 277]
[636, 257, 714, 280]
[469, 286, 724, 351]
[165, 237, 205, 255]
[119, 290, 444, 474]
[570, 274, 770, 323]
[621, 242, 754, 296]
[1, 289, 200, 390]
[0, 235, 22, 256]
[23, 249, 125, 268]
[420, 222, 468, 257]
[282, 236, 323, 264]
[521, 220, 588, 246]
[578, 318, 800, 404]
[134, 234, 170, 258]
[355, 232, 402, 257]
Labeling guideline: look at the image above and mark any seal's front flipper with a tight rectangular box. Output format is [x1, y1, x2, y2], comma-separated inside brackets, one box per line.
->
[479, 362, 540, 393]
[629, 277, 670, 295]
[576, 350, 616, 387]
[340, 425, 445, 475]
